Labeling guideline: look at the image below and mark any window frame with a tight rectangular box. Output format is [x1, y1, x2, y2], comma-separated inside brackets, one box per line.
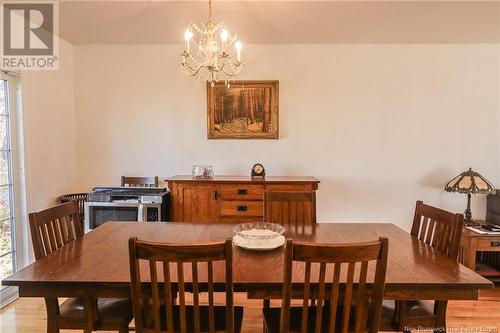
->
[0, 71, 25, 308]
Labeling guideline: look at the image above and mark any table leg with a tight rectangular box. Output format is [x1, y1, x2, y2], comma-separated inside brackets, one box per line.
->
[435, 300, 448, 332]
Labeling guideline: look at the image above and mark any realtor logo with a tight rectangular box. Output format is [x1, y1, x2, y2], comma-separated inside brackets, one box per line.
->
[1, 1, 59, 70]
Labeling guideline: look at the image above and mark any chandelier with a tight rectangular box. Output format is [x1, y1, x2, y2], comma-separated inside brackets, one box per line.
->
[181, 0, 243, 86]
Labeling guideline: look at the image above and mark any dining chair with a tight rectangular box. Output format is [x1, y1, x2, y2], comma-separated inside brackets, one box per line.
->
[128, 237, 244, 333]
[121, 176, 159, 187]
[59, 192, 88, 228]
[381, 200, 464, 332]
[263, 237, 389, 333]
[29, 201, 133, 333]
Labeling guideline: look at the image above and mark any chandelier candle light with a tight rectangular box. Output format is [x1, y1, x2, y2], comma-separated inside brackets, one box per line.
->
[181, 0, 243, 86]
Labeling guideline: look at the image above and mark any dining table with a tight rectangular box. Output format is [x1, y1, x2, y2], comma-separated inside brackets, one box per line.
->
[2, 222, 493, 302]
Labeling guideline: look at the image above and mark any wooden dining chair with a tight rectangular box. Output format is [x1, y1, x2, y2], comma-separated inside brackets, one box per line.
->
[263, 237, 389, 333]
[29, 201, 133, 333]
[128, 237, 244, 333]
[121, 176, 159, 187]
[59, 192, 88, 229]
[381, 200, 464, 332]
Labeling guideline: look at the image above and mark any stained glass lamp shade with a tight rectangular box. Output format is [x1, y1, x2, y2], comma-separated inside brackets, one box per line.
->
[444, 168, 495, 226]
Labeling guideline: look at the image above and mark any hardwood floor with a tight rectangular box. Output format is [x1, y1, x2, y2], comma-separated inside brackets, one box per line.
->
[1, 289, 498, 332]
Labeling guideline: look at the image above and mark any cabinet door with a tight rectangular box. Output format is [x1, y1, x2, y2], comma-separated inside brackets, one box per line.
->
[180, 184, 220, 222]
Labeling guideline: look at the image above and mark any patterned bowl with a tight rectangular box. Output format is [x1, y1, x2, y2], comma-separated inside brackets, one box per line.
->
[233, 222, 286, 240]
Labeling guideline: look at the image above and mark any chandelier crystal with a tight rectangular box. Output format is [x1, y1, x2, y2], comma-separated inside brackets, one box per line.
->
[181, 0, 243, 86]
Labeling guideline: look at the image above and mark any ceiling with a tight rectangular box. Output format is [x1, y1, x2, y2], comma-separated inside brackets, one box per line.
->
[58, 1, 500, 44]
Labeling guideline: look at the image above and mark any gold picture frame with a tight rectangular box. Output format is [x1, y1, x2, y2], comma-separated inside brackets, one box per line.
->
[207, 80, 279, 139]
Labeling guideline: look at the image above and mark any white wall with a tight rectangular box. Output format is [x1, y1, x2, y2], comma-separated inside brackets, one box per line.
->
[14, 39, 78, 265]
[74, 44, 500, 230]
[21, 39, 78, 212]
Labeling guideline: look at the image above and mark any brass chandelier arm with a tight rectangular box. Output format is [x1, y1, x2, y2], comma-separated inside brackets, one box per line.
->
[221, 64, 242, 77]
[211, 62, 242, 77]
[182, 61, 204, 77]
[183, 55, 242, 77]
[210, 62, 239, 75]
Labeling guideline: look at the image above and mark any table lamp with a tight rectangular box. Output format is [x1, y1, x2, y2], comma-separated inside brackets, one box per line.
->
[444, 168, 495, 226]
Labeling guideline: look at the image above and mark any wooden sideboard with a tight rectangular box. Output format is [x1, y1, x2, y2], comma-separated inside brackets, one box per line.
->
[166, 175, 320, 223]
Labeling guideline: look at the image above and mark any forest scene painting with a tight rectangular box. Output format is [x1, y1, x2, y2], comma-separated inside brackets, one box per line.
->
[207, 81, 279, 139]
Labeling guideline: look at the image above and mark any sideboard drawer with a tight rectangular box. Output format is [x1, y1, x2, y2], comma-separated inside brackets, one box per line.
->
[219, 185, 264, 200]
[266, 184, 313, 192]
[221, 200, 263, 217]
[477, 238, 500, 251]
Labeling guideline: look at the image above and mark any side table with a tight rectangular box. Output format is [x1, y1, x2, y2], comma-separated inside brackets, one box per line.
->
[460, 222, 500, 282]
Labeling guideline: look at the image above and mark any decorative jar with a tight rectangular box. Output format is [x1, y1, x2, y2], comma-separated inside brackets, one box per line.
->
[192, 165, 214, 179]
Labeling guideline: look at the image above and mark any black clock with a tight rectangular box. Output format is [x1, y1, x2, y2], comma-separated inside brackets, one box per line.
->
[251, 163, 266, 178]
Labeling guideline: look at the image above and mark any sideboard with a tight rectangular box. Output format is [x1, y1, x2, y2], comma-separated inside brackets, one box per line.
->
[166, 175, 320, 223]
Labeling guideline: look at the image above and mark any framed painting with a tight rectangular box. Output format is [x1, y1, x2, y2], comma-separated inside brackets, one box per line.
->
[207, 80, 279, 139]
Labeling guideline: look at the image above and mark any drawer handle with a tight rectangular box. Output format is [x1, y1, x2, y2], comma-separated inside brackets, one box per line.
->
[491, 241, 500, 247]
[237, 189, 248, 195]
[237, 205, 248, 212]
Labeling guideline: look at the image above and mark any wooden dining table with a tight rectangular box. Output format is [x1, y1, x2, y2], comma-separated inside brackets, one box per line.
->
[3, 222, 493, 302]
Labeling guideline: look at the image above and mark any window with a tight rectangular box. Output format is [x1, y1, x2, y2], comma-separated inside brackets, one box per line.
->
[0, 72, 23, 307]
[0, 76, 15, 285]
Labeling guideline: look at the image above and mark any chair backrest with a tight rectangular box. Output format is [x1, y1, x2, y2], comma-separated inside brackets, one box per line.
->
[129, 238, 235, 333]
[121, 176, 159, 187]
[280, 238, 389, 333]
[265, 191, 316, 225]
[410, 201, 464, 260]
[29, 201, 83, 260]
[59, 192, 88, 226]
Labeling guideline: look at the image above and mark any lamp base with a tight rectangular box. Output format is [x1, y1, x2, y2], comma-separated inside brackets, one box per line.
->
[463, 193, 478, 227]
[464, 218, 480, 227]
